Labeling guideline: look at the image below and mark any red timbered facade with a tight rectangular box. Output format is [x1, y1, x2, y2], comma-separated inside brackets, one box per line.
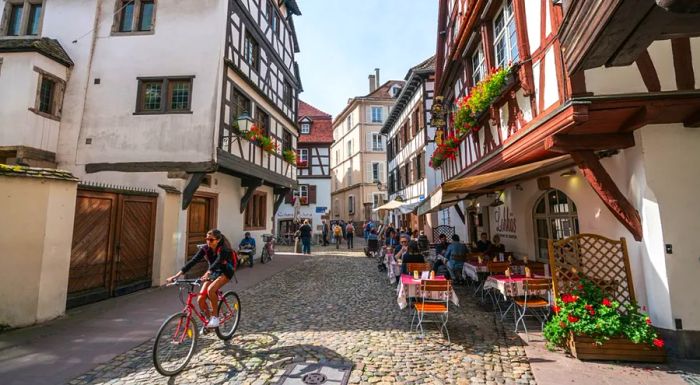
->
[428, 0, 700, 358]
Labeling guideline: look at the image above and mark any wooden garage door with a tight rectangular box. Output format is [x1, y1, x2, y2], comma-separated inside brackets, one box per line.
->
[68, 189, 156, 308]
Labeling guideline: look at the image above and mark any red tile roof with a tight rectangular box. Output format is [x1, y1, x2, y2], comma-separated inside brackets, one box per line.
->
[298, 100, 334, 144]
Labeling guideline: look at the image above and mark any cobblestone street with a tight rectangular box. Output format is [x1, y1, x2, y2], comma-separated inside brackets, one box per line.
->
[67, 250, 535, 385]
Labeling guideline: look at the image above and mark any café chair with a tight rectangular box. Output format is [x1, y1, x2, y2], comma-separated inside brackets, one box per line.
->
[406, 262, 431, 276]
[485, 261, 512, 309]
[514, 278, 552, 341]
[411, 279, 452, 343]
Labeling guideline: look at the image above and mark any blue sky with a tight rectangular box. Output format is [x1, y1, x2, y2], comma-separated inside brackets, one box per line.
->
[294, 0, 439, 118]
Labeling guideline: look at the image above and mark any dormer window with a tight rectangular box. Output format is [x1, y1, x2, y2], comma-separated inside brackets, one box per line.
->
[301, 122, 310, 134]
[390, 85, 401, 98]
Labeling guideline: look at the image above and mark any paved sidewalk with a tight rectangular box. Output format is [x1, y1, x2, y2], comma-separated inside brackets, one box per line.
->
[0, 252, 309, 385]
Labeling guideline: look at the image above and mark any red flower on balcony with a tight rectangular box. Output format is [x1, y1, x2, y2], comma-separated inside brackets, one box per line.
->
[296, 159, 308, 168]
[300, 196, 308, 205]
[652, 338, 664, 348]
[561, 293, 578, 304]
[567, 315, 579, 323]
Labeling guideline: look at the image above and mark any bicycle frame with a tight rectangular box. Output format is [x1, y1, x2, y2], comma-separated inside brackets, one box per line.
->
[178, 285, 235, 331]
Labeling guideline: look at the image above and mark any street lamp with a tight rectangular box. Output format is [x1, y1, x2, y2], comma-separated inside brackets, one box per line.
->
[235, 111, 254, 133]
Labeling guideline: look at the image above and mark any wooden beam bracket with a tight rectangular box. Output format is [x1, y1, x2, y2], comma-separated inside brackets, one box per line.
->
[240, 178, 263, 213]
[273, 187, 291, 216]
[181, 172, 206, 210]
[453, 203, 466, 225]
[571, 151, 643, 241]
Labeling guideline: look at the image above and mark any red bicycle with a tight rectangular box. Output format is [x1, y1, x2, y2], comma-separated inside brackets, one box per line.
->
[152, 279, 241, 376]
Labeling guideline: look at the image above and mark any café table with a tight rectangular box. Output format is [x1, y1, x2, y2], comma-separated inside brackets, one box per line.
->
[462, 261, 488, 282]
[483, 274, 551, 319]
[397, 274, 459, 310]
[385, 253, 401, 284]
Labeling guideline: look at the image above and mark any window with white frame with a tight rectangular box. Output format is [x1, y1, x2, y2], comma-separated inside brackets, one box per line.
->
[297, 148, 308, 167]
[347, 139, 353, 155]
[346, 166, 352, 185]
[493, 0, 519, 69]
[348, 195, 355, 214]
[299, 184, 308, 205]
[371, 133, 383, 151]
[301, 122, 310, 134]
[346, 114, 352, 130]
[439, 208, 451, 226]
[471, 46, 485, 85]
[335, 149, 340, 166]
[371, 162, 381, 183]
[3, 0, 43, 36]
[371, 106, 383, 123]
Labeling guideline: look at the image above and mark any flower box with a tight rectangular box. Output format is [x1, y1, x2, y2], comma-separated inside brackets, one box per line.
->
[567, 333, 666, 363]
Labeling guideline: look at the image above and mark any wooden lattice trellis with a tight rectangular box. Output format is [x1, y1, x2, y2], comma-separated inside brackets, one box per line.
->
[548, 233, 636, 309]
[432, 225, 455, 241]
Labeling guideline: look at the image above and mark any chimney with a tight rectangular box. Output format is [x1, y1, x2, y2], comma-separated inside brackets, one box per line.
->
[375, 68, 381, 89]
[369, 74, 376, 92]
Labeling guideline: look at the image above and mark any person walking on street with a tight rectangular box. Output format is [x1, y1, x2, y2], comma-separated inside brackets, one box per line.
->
[299, 219, 313, 254]
[345, 221, 355, 249]
[321, 220, 329, 246]
[333, 222, 343, 249]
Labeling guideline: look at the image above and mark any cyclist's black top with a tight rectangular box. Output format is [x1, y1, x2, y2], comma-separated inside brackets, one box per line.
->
[181, 244, 235, 279]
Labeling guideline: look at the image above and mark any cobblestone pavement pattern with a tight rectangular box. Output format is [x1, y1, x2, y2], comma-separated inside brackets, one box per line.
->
[67, 251, 536, 385]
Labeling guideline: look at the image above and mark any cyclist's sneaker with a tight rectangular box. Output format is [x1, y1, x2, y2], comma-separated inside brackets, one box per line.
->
[206, 316, 220, 328]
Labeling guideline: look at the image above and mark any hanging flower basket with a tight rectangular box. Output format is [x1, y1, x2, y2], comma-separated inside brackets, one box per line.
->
[429, 133, 462, 169]
[544, 275, 666, 362]
[243, 125, 277, 154]
[282, 149, 296, 165]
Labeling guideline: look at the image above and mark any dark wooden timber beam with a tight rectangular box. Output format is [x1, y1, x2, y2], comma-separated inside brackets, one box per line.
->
[273, 187, 291, 216]
[544, 133, 635, 153]
[453, 204, 466, 225]
[86, 161, 216, 174]
[571, 151, 643, 241]
[240, 177, 263, 213]
[683, 108, 700, 127]
[181, 172, 206, 210]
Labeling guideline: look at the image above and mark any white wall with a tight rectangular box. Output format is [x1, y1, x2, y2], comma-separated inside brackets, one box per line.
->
[0, 53, 68, 153]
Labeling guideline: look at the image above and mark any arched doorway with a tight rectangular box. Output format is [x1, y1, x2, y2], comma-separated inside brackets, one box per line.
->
[533, 189, 579, 261]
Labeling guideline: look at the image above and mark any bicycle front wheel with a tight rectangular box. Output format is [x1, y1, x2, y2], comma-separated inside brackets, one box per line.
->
[260, 249, 268, 264]
[153, 312, 198, 376]
[216, 291, 241, 340]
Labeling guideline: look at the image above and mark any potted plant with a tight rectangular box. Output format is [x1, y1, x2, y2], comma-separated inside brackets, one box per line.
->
[300, 196, 308, 205]
[453, 66, 513, 137]
[543, 275, 666, 362]
[283, 149, 296, 165]
[296, 159, 308, 168]
[258, 136, 278, 154]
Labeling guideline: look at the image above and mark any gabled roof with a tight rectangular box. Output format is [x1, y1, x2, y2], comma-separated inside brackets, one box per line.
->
[366, 80, 405, 99]
[381, 56, 436, 134]
[0, 38, 73, 67]
[407, 55, 436, 78]
[298, 100, 333, 144]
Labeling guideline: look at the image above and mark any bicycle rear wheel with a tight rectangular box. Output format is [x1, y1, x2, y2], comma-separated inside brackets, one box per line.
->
[215, 291, 241, 340]
[152, 312, 198, 376]
[260, 249, 268, 264]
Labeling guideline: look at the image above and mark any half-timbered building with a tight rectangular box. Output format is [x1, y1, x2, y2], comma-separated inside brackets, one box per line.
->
[382, 56, 466, 240]
[275, 100, 333, 239]
[0, 0, 303, 318]
[330, 70, 404, 228]
[420, 0, 700, 358]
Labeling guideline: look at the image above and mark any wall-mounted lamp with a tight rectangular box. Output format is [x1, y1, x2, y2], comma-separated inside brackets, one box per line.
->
[560, 169, 577, 178]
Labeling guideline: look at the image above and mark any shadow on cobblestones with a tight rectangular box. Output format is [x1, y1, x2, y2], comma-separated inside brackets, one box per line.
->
[68, 254, 536, 385]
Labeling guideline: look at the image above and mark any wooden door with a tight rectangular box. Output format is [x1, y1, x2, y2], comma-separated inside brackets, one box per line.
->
[186, 193, 217, 277]
[67, 191, 117, 306]
[113, 195, 156, 295]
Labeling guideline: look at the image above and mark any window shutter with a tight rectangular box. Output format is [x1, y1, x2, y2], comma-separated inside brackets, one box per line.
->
[366, 132, 373, 152]
[379, 163, 385, 183]
[309, 185, 317, 204]
[367, 162, 374, 182]
[285, 189, 293, 203]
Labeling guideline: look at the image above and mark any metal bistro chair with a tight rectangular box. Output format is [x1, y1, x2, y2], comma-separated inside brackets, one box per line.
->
[411, 279, 452, 343]
[514, 278, 552, 341]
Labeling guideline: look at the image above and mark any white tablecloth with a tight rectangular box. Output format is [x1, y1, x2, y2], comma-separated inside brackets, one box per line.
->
[397, 275, 459, 309]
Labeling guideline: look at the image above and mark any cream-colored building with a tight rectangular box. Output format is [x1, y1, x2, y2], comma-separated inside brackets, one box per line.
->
[330, 70, 403, 227]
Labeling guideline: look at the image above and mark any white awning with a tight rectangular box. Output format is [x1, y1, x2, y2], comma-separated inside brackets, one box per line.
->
[372, 199, 405, 212]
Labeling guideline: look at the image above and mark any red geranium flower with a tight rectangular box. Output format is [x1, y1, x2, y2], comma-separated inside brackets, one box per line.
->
[568, 315, 579, 323]
[584, 304, 595, 315]
[552, 305, 561, 314]
[653, 338, 664, 348]
[577, 284, 584, 290]
[646, 317, 652, 325]
[602, 298, 612, 307]
[562, 294, 578, 304]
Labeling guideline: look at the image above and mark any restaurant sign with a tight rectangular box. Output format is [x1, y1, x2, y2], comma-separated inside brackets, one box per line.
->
[494, 206, 517, 239]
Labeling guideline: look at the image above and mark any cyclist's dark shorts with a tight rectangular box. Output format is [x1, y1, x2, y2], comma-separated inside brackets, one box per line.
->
[210, 262, 234, 280]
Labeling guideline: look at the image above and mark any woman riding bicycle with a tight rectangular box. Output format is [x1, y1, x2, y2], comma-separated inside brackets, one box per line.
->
[167, 229, 235, 329]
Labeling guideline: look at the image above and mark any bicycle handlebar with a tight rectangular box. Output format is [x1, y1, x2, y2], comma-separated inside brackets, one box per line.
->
[166, 278, 212, 287]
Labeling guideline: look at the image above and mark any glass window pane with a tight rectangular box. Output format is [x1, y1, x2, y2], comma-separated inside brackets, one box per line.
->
[119, 2, 134, 32]
[28, 4, 42, 36]
[39, 77, 55, 114]
[494, 13, 504, 36]
[142, 81, 162, 111]
[8, 4, 23, 36]
[495, 37, 506, 68]
[169, 80, 190, 111]
[138, 1, 155, 31]
[508, 18, 519, 63]
[536, 218, 548, 238]
[535, 197, 546, 214]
